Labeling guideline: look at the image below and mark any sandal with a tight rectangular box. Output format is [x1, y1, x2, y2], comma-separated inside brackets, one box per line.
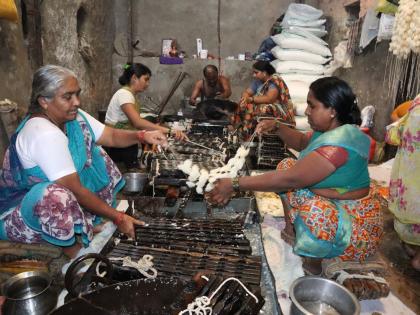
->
[336, 270, 390, 300]
[322, 255, 390, 300]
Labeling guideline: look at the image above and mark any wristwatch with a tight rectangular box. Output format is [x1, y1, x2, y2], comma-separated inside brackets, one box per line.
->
[232, 177, 241, 193]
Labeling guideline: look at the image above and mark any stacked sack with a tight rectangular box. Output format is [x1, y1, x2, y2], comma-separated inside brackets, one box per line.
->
[270, 4, 332, 131]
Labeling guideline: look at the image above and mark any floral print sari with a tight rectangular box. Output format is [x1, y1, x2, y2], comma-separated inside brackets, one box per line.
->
[388, 95, 420, 245]
[0, 112, 124, 247]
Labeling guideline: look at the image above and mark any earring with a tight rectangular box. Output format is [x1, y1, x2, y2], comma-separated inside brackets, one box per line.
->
[330, 114, 335, 118]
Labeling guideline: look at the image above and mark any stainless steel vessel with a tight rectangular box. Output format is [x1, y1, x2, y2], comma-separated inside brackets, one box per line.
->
[2, 271, 57, 315]
[290, 276, 360, 315]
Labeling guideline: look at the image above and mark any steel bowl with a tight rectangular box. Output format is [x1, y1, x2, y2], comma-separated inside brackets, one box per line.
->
[123, 172, 149, 193]
[290, 276, 360, 315]
[2, 271, 57, 315]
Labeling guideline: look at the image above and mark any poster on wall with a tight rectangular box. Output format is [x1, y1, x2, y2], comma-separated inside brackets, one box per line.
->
[161, 39, 173, 57]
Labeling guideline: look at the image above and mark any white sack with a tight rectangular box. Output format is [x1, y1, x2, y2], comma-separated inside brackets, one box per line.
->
[282, 28, 328, 46]
[285, 80, 310, 101]
[271, 46, 331, 65]
[272, 34, 332, 57]
[286, 26, 328, 38]
[271, 60, 326, 75]
[282, 18, 326, 28]
[281, 73, 324, 84]
[283, 3, 323, 21]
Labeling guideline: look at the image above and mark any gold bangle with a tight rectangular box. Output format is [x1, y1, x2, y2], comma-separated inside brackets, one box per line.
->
[232, 177, 240, 193]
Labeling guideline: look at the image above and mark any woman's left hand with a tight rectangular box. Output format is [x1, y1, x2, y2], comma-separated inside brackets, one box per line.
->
[143, 130, 168, 147]
[207, 178, 234, 206]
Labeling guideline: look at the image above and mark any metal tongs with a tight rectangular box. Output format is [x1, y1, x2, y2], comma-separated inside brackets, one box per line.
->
[244, 130, 258, 149]
[184, 139, 225, 156]
[157, 145, 170, 160]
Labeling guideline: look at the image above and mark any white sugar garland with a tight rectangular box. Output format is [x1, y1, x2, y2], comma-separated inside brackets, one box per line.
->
[178, 276, 259, 315]
[177, 145, 250, 194]
[389, 0, 420, 58]
[96, 255, 157, 279]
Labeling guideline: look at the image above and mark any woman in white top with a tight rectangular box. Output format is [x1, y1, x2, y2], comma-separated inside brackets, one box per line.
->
[106, 63, 185, 168]
[0, 65, 168, 258]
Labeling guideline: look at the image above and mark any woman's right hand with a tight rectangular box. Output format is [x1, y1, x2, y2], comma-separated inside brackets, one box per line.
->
[116, 214, 145, 239]
[172, 130, 188, 141]
[256, 119, 277, 134]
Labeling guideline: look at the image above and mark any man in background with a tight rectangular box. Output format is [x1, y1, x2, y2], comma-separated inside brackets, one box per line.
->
[189, 65, 231, 105]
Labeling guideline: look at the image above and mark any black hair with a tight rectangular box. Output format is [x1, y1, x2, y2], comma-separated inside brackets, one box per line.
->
[310, 76, 361, 125]
[118, 63, 152, 86]
[203, 64, 218, 77]
[252, 60, 276, 75]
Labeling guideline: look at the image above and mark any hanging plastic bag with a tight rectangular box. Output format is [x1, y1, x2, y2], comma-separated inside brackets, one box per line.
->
[0, 0, 18, 22]
[359, 9, 380, 50]
[377, 13, 395, 42]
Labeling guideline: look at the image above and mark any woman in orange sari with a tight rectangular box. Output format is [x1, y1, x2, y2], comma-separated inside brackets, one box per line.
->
[233, 60, 294, 140]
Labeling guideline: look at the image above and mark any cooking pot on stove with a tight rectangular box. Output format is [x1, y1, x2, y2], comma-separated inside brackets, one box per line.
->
[2, 271, 57, 315]
[123, 172, 149, 193]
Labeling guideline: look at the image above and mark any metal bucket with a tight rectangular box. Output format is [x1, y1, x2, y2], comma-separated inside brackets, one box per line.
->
[290, 276, 360, 315]
[123, 172, 149, 193]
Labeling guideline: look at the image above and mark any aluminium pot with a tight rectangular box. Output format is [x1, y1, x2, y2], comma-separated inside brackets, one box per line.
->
[290, 276, 360, 315]
[123, 172, 149, 193]
[1, 271, 57, 315]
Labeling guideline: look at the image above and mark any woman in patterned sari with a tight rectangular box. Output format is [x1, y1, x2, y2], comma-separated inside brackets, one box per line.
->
[387, 95, 420, 270]
[209, 77, 383, 274]
[0, 65, 168, 258]
[233, 60, 295, 140]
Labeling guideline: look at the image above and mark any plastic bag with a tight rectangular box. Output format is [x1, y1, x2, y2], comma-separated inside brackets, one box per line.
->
[360, 105, 375, 128]
[359, 8, 379, 49]
[283, 3, 323, 22]
[0, 0, 18, 22]
[377, 13, 395, 42]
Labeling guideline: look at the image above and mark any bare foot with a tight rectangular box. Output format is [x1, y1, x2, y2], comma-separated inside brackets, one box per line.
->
[411, 251, 420, 271]
[62, 242, 82, 259]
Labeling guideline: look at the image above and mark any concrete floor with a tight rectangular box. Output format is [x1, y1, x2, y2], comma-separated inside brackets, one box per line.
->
[380, 206, 420, 314]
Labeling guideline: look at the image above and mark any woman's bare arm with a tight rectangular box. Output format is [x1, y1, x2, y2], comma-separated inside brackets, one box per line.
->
[208, 151, 336, 205]
[121, 103, 168, 133]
